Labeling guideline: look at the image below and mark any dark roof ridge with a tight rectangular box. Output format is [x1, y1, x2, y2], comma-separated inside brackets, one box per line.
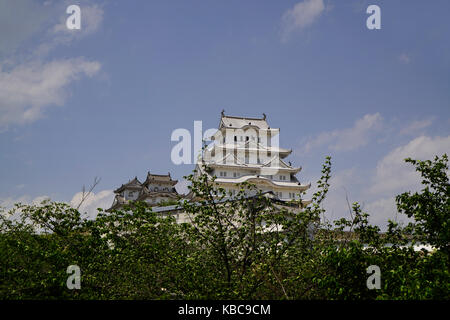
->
[221, 114, 267, 121]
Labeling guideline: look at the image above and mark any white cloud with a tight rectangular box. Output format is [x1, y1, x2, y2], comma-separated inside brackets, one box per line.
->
[0, 1, 104, 132]
[399, 118, 433, 135]
[281, 0, 325, 42]
[301, 113, 383, 153]
[0, 195, 51, 222]
[70, 190, 115, 220]
[0, 195, 32, 210]
[321, 168, 359, 222]
[365, 196, 409, 229]
[1, 190, 113, 221]
[0, 58, 100, 130]
[0, 195, 52, 210]
[370, 135, 450, 196]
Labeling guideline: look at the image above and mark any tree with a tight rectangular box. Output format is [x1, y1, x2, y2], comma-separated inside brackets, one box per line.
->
[396, 154, 449, 256]
[1, 155, 448, 299]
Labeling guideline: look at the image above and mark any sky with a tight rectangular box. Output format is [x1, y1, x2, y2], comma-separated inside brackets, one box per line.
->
[0, 0, 449, 230]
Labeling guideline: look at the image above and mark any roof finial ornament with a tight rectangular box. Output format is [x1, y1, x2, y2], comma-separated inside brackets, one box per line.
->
[262, 113, 266, 120]
[221, 109, 225, 117]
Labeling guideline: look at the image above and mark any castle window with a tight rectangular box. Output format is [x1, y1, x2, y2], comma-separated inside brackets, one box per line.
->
[234, 136, 237, 142]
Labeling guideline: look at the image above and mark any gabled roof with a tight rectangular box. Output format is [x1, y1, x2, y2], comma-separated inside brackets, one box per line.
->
[219, 111, 269, 130]
[139, 184, 178, 196]
[143, 171, 178, 186]
[114, 177, 142, 193]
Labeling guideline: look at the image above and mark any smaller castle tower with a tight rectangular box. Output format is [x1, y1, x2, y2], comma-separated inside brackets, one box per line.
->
[107, 172, 178, 211]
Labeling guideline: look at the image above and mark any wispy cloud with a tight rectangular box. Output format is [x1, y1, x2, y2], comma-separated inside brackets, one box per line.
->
[301, 113, 383, 154]
[70, 189, 114, 220]
[369, 135, 450, 196]
[280, 0, 325, 42]
[35, 3, 104, 55]
[0, 58, 101, 130]
[0, 195, 50, 211]
[0, 1, 104, 132]
[1, 189, 114, 221]
[399, 118, 433, 135]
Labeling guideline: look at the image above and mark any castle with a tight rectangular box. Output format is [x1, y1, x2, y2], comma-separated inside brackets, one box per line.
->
[107, 172, 179, 211]
[107, 111, 310, 212]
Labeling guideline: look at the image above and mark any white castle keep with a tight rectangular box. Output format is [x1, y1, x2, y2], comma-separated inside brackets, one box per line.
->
[194, 111, 311, 205]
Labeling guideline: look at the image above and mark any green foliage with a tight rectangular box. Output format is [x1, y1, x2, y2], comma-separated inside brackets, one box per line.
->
[0, 155, 448, 299]
[396, 154, 450, 255]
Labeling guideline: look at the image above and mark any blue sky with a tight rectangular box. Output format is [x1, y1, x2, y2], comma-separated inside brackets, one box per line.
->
[0, 0, 449, 229]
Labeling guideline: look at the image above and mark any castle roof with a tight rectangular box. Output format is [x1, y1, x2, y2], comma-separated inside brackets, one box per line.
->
[219, 111, 269, 130]
[143, 171, 178, 186]
[114, 176, 142, 193]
